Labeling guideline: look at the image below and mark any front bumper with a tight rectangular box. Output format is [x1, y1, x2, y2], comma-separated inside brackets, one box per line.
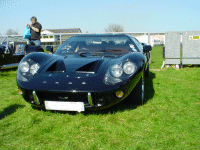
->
[18, 88, 129, 111]
[18, 71, 142, 111]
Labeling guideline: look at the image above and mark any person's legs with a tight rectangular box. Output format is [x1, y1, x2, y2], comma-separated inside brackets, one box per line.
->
[31, 40, 41, 46]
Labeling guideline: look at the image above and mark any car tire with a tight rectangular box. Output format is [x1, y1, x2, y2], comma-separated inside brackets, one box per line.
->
[135, 76, 144, 105]
[145, 64, 150, 77]
[127, 76, 144, 105]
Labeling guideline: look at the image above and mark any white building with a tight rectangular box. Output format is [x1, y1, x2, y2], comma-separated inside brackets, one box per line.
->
[135, 34, 165, 46]
[41, 28, 82, 45]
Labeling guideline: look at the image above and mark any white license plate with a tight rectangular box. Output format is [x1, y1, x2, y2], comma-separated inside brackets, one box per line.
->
[45, 101, 85, 112]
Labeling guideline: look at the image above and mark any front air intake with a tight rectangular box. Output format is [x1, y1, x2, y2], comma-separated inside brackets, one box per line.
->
[76, 60, 103, 73]
[46, 60, 66, 72]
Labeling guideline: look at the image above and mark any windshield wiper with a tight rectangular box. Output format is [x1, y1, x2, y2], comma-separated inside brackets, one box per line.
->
[79, 51, 88, 57]
[98, 49, 122, 53]
[78, 48, 90, 57]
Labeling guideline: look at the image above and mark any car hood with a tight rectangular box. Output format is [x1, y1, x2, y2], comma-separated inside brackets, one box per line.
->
[63, 57, 108, 72]
[39, 53, 114, 77]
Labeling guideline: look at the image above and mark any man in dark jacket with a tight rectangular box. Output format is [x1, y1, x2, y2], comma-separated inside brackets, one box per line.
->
[26, 16, 42, 46]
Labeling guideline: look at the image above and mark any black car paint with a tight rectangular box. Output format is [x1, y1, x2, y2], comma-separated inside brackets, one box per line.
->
[17, 34, 151, 110]
[18, 52, 145, 91]
[0, 45, 23, 67]
[0, 44, 44, 69]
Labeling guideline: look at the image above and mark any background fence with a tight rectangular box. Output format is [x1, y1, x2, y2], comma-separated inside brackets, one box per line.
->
[164, 32, 181, 65]
[164, 31, 200, 66]
[182, 31, 200, 65]
[1, 31, 200, 67]
[0, 32, 165, 48]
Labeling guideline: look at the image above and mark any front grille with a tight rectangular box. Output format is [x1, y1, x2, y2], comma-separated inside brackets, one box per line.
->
[36, 92, 88, 103]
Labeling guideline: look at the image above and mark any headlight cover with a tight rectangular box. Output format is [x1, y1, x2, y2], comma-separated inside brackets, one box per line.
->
[104, 60, 137, 85]
[19, 61, 29, 73]
[123, 62, 136, 74]
[17, 59, 40, 82]
[111, 64, 123, 78]
[30, 63, 40, 75]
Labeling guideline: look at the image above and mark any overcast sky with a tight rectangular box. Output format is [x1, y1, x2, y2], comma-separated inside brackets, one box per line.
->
[0, 0, 200, 35]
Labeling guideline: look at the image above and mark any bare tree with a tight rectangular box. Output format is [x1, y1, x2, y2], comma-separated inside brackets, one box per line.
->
[6, 29, 19, 35]
[105, 24, 124, 32]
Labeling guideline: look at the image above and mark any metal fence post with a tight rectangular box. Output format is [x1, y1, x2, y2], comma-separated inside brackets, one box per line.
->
[148, 33, 151, 45]
[60, 34, 62, 45]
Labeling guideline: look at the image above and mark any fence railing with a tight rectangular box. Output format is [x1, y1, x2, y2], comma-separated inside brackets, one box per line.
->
[40, 32, 165, 46]
[1, 31, 199, 66]
[1, 32, 165, 47]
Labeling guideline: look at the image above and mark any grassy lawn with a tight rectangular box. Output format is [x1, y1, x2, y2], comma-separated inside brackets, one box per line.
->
[150, 46, 165, 69]
[0, 47, 200, 149]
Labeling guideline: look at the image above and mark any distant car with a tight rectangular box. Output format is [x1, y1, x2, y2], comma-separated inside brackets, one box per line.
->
[0, 37, 44, 69]
[17, 34, 152, 112]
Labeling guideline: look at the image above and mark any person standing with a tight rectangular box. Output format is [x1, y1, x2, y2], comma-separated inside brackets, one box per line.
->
[26, 16, 42, 46]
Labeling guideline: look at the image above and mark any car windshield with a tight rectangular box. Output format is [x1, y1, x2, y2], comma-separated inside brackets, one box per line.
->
[55, 35, 138, 54]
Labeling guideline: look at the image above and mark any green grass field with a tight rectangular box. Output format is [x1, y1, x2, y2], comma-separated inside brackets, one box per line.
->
[0, 47, 200, 149]
[150, 46, 165, 69]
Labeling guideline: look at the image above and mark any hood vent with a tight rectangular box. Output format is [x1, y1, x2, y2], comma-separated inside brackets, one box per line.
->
[76, 60, 103, 74]
[46, 60, 66, 72]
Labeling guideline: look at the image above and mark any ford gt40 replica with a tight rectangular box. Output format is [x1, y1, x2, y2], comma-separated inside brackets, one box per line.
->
[17, 34, 152, 112]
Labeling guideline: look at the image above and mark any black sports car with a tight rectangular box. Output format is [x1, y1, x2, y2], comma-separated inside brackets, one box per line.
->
[0, 37, 44, 69]
[17, 34, 152, 112]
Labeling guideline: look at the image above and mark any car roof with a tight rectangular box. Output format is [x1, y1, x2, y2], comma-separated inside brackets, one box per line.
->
[75, 34, 129, 37]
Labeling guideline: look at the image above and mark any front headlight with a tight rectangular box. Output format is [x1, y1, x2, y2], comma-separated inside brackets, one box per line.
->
[111, 64, 123, 78]
[18, 59, 40, 82]
[19, 60, 40, 76]
[104, 61, 137, 85]
[19, 61, 29, 73]
[30, 63, 40, 75]
[123, 62, 136, 74]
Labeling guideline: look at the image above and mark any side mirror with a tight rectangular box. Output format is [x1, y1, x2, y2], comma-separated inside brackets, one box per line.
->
[143, 45, 152, 52]
[141, 43, 147, 46]
[46, 46, 53, 52]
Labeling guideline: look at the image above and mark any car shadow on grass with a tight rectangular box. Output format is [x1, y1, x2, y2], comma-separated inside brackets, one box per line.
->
[0, 104, 25, 120]
[0, 68, 18, 76]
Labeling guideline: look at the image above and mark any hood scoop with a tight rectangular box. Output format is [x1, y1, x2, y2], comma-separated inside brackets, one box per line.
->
[76, 60, 103, 74]
[46, 59, 104, 74]
[46, 60, 66, 72]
